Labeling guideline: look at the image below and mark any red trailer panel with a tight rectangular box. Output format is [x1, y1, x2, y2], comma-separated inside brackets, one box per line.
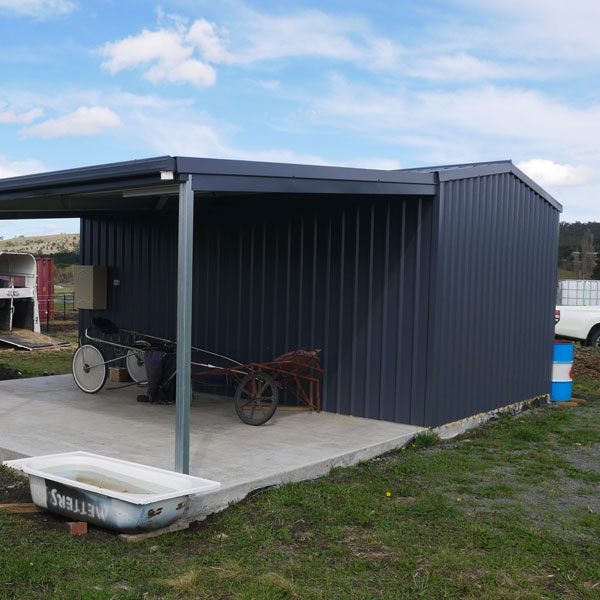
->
[36, 257, 54, 321]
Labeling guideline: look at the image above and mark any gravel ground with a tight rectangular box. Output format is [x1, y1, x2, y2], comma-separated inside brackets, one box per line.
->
[450, 400, 600, 542]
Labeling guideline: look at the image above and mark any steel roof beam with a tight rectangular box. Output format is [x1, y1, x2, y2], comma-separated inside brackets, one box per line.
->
[176, 156, 437, 185]
[190, 174, 435, 196]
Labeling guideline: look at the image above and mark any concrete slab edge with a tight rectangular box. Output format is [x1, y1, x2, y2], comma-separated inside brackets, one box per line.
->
[186, 428, 422, 521]
[434, 394, 552, 440]
[0, 448, 28, 463]
[3, 394, 556, 526]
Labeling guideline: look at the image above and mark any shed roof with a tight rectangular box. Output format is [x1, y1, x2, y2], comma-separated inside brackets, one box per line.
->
[401, 159, 562, 211]
[0, 155, 561, 218]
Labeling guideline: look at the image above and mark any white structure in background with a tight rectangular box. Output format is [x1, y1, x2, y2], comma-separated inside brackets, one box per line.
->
[557, 280, 600, 306]
[0, 252, 40, 333]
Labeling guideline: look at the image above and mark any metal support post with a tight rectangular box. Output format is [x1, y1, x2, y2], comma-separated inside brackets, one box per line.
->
[175, 175, 194, 474]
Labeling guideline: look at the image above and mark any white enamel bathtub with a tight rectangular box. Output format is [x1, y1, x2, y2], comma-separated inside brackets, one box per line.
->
[4, 451, 220, 533]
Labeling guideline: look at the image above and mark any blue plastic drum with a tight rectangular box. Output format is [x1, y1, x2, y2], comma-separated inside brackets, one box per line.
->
[551, 341, 573, 401]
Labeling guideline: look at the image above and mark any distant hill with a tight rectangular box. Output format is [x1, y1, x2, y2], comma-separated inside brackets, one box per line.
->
[0, 233, 79, 259]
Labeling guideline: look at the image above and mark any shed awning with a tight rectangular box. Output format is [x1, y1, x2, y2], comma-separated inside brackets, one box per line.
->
[0, 155, 439, 474]
[0, 155, 438, 219]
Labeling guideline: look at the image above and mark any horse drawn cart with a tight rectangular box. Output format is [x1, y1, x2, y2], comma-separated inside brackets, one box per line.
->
[72, 319, 325, 426]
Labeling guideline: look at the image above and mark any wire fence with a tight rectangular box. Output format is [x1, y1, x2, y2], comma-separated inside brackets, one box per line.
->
[37, 293, 76, 327]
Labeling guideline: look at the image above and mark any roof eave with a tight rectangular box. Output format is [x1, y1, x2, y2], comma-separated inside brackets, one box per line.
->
[176, 156, 437, 185]
[0, 156, 175, 195]
[435, 161, 562, 212]
[176, 156, 437, 196]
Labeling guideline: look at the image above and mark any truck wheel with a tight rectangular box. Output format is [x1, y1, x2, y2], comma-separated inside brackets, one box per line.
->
[589, 329, 600, 348]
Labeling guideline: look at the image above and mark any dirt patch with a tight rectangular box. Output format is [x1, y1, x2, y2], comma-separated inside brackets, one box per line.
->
[44, 317, 78, 339]
[0, 364, 22, 380]
[573, 345, 600, 381]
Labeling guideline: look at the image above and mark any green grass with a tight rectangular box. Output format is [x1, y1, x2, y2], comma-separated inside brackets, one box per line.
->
[573, 375, 600, 399]
[0, 346, 74, 378]
[472, 482, 518, 499]
[1, 401, 599, 599]
[412, 431, 440, 449]
[54, 284, 75, 298]
[0, 316, 77, 377]
[558, 267, 577, 280]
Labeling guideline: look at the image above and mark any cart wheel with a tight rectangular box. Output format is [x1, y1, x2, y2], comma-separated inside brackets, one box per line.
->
[72, 344, 107, 394]
[234, 372, 279, 426]
[126, 349, 147, 382]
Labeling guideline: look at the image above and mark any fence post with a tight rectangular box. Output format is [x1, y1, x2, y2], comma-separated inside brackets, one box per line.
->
[63, 294, 66, 320]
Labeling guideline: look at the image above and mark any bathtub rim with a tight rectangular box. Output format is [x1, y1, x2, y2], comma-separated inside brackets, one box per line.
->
[3, 450, 220, 505]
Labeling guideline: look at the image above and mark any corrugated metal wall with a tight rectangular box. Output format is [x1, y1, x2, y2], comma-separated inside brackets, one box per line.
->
[80, 194, 433, 424]
[80, 172, 559, 428]
[424, 173, 560, 426]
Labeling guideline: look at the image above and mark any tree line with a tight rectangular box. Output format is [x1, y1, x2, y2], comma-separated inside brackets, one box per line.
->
[559, 222, 600, 279]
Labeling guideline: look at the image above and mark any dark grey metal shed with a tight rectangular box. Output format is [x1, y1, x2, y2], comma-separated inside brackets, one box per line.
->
[0, 156, 561, 470]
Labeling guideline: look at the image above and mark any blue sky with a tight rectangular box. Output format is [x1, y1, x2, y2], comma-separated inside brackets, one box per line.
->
[1, 0, 599, 237]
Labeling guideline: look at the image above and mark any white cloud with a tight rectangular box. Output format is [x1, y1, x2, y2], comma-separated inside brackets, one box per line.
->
[0, 155, 47, 179]
[101, 29, 192, 73]
[517, 159, 597, 188]
[122, 100, 403, 170]
[413, 87, 600, 150]
[456, 0, 600, 61]
[408, 52, 545, 82]
[96, 5, 577, 93]
[334, 157, 403, 170]
[305, 78, 600, 164]
[0, 104, 43, 124]
[0, 0, 75, 17]
[99, 11, 405, 88]
[254, 79, 280, 91]
[553, 183, 600, 222]
[186, 19, 230, 64]
[106, 98, 329, 166]
[3, 89, 194, 115]
[146, 57, 215, 87]
[100, 21, 221, 88]
[20, 106, 123, 138]
[111, 92, 194, 111]
[40, 222, 60, 231]
[228, 10, 403, 69]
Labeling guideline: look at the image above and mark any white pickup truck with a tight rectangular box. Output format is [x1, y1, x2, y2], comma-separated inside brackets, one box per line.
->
[555, 306, 600, 347]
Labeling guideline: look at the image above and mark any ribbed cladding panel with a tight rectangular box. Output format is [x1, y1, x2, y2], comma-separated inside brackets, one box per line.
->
[80, 193, 433, 424]
[80, 213, 179, 342]
[424, 174, 559, 427]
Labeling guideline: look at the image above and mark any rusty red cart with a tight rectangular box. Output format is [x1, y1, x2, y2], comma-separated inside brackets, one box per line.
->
[191, 349, 326, 426]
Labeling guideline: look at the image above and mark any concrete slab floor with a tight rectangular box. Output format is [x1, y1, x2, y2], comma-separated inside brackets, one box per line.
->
[0, 374, 424, 520]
